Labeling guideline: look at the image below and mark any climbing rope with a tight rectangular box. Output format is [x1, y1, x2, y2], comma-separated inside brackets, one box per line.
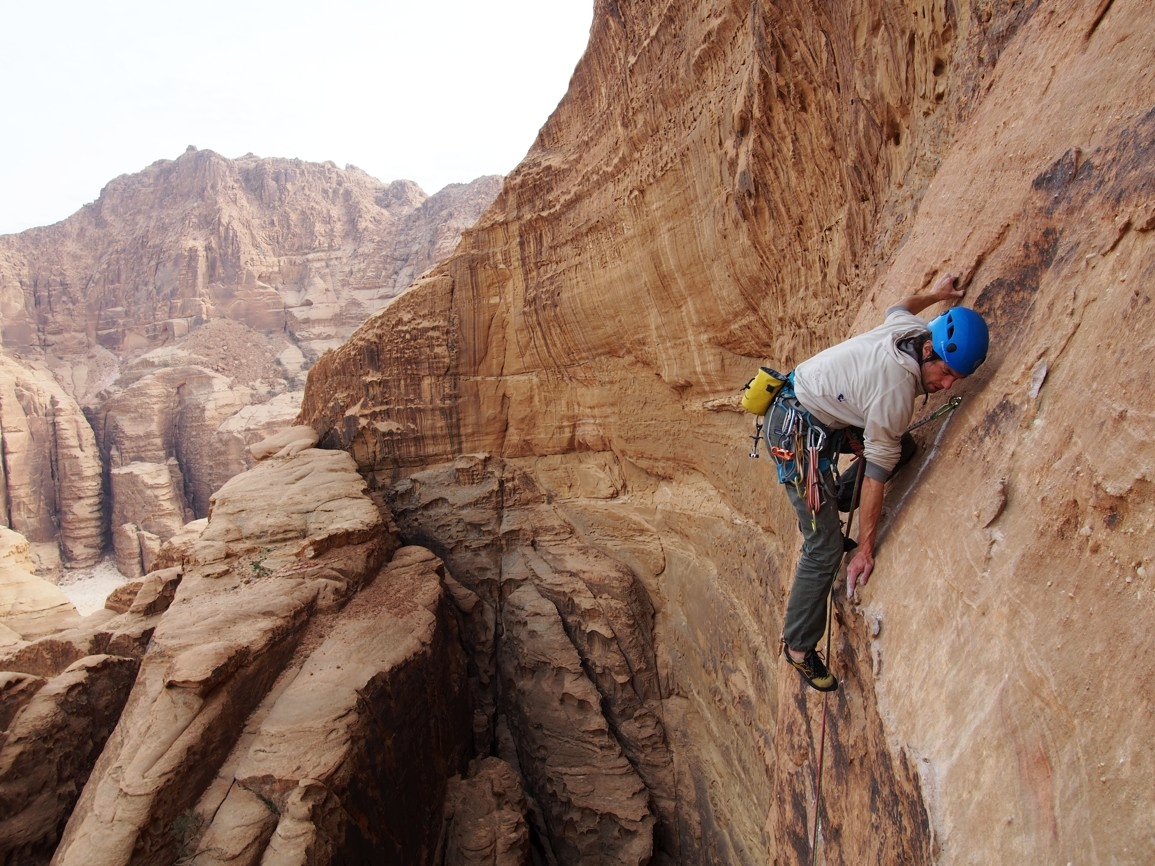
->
[810, 454, 864, 864]
[808, 395, 961, 862]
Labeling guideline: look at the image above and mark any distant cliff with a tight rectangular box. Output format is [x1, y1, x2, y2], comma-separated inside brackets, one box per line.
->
[0, 151, 499, 571]
[1, 148, 501, 370]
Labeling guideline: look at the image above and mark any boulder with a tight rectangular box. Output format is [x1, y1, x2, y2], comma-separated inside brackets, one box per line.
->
[0, 528, 81, 642]
[248, 425, 319, 462]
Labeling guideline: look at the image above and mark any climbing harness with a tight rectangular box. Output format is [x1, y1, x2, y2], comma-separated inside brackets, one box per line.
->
[753, 373, 843, 530]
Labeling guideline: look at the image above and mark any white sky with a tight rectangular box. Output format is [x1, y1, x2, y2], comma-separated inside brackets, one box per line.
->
[0, 0, 593, 235]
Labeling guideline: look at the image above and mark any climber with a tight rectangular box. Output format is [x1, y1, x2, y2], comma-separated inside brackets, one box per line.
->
[768, 272, 990, 691]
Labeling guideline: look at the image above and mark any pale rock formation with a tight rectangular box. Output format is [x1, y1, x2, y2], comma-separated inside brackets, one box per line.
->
[190, 546, 470, 866]
[0, 150, 502, 369]
[109, 463, 191, 577]
[217, 390, 304, 455]
[94, 365, 253, 519]
[0, 357, 104, 567]
[247, 424, 319, 461]
[111, 522, 164, 580]
[93, 361, 313, 569]
[46, 446, 482, 866]
[0, 528, 81, 643]
[187, 447, 382, 568]
[0, 625, 21, 651]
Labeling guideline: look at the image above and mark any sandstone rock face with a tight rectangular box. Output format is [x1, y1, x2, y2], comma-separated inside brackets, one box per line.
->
[5, 2, 1153, 864]
[0, 153, 499, 567]
[297, 2, 1155, 864]
[186, 546, 470, 866]
[390, 455, 667, 864]
[440, 757, 531, 866]
[0, 357, 103, 567]
[0, 654, 139, 864]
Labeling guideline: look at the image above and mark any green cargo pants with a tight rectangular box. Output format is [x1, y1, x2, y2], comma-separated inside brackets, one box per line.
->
[765, 399, 844, 653]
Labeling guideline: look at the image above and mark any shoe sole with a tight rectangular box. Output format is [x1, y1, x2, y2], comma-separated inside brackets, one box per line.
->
[783, 654, 839, 692]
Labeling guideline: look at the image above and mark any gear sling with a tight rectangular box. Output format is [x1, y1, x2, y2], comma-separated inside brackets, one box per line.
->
[743, 368, 861, 522]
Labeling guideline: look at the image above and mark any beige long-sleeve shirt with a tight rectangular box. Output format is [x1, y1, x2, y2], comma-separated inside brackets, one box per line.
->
[792, 308, 929, 480]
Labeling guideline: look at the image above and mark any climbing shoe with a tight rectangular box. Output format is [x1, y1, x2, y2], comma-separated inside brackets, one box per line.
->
[783, 644, 838, 692]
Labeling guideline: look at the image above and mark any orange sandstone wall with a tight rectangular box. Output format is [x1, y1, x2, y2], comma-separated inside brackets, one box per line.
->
[302, 1, 1155, 863]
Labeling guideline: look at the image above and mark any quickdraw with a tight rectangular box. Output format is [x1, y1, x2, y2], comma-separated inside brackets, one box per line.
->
[804, 426, 826, 514]
[906, 394, 962, 432]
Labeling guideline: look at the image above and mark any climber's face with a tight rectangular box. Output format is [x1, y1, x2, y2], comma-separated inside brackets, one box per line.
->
[922, 358, 964, 393]
[920, 342, 965, 393]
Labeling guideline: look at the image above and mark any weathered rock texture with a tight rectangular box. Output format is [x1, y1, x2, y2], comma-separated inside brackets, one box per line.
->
[295, 1, 1155, 864]
[0, 151, 500, 567]
[0, 149, 502, 369]
[438, 757, 531, 866]
[1, 433, 491, 865]
[0, 357, 104, 568]
[0, 654, 139, 864]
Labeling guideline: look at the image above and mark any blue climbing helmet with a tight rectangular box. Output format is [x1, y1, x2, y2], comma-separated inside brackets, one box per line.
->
[927, 307, 989, 376]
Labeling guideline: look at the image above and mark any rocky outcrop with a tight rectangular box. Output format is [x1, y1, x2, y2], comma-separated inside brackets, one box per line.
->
[173, 546, 470, 866]
[1, 432, 492, 865]
[389, 455, 667, 863]
[297, 1, 1155, 863]
[0, 654, 139, 865]
[0, 528, 82, 644]
[439, 758, 531, 866]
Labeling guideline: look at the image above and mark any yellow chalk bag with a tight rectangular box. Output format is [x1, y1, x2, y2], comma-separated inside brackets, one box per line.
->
[740, 366, 788, 415]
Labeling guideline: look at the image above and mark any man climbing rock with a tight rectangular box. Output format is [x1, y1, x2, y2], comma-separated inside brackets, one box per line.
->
[766, 273, 990, 691]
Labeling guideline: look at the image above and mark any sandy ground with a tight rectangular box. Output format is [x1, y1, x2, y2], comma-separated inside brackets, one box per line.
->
[57, 557, 130, 616]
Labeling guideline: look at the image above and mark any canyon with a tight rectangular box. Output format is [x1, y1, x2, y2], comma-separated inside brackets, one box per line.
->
[0, 149, 499, 577]
[3, 1, 1154, 864]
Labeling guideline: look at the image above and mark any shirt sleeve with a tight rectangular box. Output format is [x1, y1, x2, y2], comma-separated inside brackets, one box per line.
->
[861, 386, 914, 480]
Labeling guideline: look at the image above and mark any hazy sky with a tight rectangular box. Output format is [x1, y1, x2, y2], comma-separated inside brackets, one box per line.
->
[0, 0, 593, 235]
